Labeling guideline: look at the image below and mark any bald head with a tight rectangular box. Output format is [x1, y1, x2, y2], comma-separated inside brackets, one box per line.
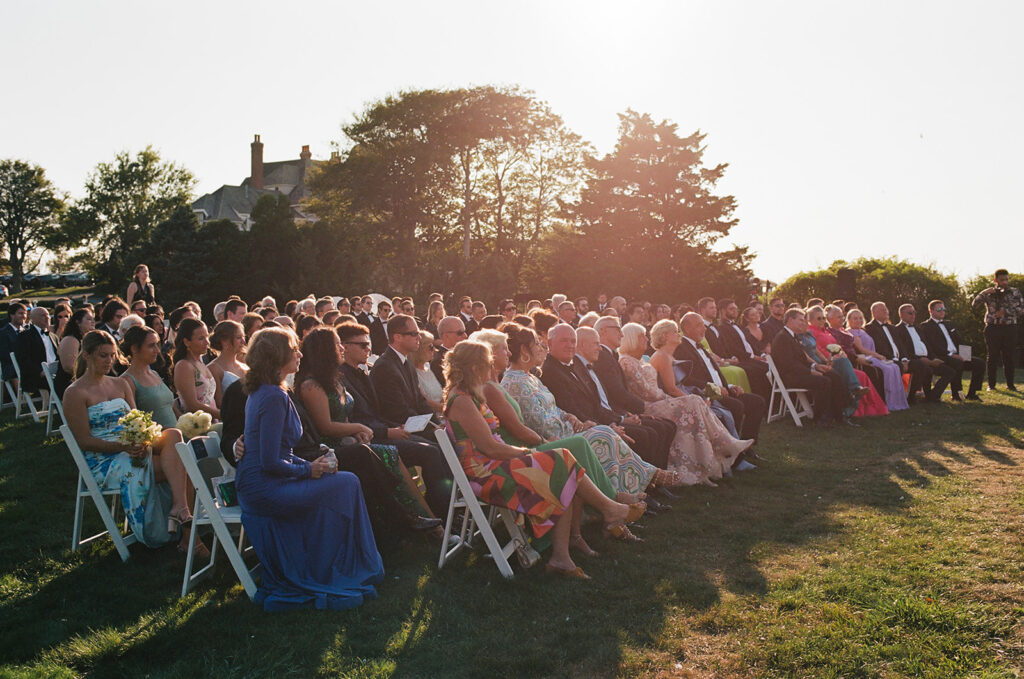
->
[547, 323, 577, 363]
[679, 312, 705, 341]
[30, 307, 50, 331]
[575, 326, 601, 363]
[437, 315, 467, 349]
[870, 301, 890, 322]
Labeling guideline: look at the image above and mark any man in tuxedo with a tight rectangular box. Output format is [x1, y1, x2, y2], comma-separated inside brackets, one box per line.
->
[467, 301, 486, 334]
[456, 297, 475, 333]
[919, 299, 984, 401]
[575, 297, 590, 315]
[0, 302, 27, 387]
[583, 323, 677, 470]
[338, 321, 451, 515]
[595, 293, 608, 313]
[760, 297, 786, 342]
[676, 313, 766, 447]
[430, 315, 467, 384]
[716, 298, 772, 401]
[865, 302, 933, 404]
[356, 295, 374, 327]
[895, 304, 956, 403]
[97, 298, 129, 340]
[557, 301, 578, 328]
[224, 299, 247, 323]
[370, 314, 435, 424]
[15, 307, 58, 395]
[541, 324, 669, 468]
[770, 308, 851, 426]
[696, 297, 727, 356]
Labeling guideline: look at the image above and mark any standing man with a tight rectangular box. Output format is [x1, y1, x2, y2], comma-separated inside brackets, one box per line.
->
[973, 269, 1023, 391]
[919, 299, 984, 401]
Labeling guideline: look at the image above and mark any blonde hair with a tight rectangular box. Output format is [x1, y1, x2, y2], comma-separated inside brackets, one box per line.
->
[468, 328, 507, 355]
[411, 329, 436, 365]
[620, 322, 649, 354]
[74, 329, 119, 379]
[846, 307, 866, 326]
[577, 311, 600, 327]
[243, 327, 295, 393]
[442, 340, 491, 404]
[649, 319, 680, 350]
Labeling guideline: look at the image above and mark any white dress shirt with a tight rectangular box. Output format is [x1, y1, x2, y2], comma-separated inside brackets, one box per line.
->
[905, 325, 928, 357]
[880, 325, 901, 359]
[684, 336, 724, 387]
[931, 318, 957, 355]
[575, 354, 613, 411]
[36, 324, 56, 364]
[728, 321, 756, 357]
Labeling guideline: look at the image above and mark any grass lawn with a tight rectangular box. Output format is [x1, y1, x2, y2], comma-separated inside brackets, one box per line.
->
[1, 378, 1023, 678]
[2, 287, 96, 302]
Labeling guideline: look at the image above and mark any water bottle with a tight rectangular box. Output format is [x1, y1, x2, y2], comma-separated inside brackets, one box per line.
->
[321, 444, 337, 473]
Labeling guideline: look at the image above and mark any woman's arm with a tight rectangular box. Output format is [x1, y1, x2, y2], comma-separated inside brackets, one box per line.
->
[852, 335, 884, 360]
[64, 386, 144, 456]
[209, 362, 224, 406]
[254, 389, 311, 478]
[483, 382, 543, 446]
[448, 394, 526, 460]
[126, 281, 137, 306]
[174, 361, 220, 418]
[298, 380, 373, 441]
[648, 353, 685, 398]
[57, 337, 78, 374]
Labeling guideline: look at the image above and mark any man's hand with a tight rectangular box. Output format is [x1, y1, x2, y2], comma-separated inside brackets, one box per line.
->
[611, 424, 635, 445]
[729, 385, 744, 397]
[622, 413, 641, 425]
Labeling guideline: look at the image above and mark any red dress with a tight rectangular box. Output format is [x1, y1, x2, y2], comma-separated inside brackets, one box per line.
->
[810, 325, 888, 417]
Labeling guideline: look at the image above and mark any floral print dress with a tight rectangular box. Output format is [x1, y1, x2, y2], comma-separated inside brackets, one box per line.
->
[618, 355, 751, 484]
[83, 398, 173, 547]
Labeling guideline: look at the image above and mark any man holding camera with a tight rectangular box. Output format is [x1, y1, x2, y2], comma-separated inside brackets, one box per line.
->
[973, 269, 1023, 392]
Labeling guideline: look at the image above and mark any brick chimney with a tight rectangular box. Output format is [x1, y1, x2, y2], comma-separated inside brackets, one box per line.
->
[250, 134, 264, 189]
[300, 144, 311, 160]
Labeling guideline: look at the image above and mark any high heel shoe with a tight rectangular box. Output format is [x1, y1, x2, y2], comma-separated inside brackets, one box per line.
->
[603, 502, 647, 540]
[167, 506, 193, 533]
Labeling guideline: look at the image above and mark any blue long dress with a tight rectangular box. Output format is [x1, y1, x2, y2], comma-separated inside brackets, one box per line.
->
[235, 383, 384, 611]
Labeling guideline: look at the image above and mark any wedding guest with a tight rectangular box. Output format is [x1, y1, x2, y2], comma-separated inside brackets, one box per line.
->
[52, 303, 72, 338]
[468, 301, 487, 334]
[98, 298, 130, 340]
[411, 329, 444, 413]
[444, 340, 644, 579]
[972, 269, 1023, 391]
[895, 304, 956, 403]
[15, 306, 59, 396]
[478, 315, 503, 330]
[716, 299, 771, 401]
[208, 320, 249, 397]
[259, 307, 278, 321]
[63, 330, 195, 553]
[295, 314, 321, 341]
[213, 302, 227, 323]
[172, 318, 220, 420]
[526, 299, 542, 312]
[241, 312, 264, 341]
[370, 314, 435, 424]
[120, 326, 180, 429]
[498, 299, 517, 323]
[224, 299, 248, 323]
[557, 301, 578, 327]
[920, 299, 984, 401]
[424, 300, 446, 338]
[741, 306, 770, 356]
[314, 297, 335, 319]
[235, 327, 383, 610]
[430, 316, 468, 384]
[824, 305, 886, 398]
[695, 297, 751, 393]
[125, 264, 155, 307]
[577, 311, 600, 328]
[844, 308, 909, 412]
[865, 301, 933, 404]
[0, 302, 26, 389]
[369, 300, 392, 356]
[54, 307, 95, 397]
[456, 296, 474, 329]
[808, 306, 886, 417]
[118, 313, 145, 339]
[771, 308, 850, 426]
[323, 310, 341, 326]
[532, 310, 560, 347]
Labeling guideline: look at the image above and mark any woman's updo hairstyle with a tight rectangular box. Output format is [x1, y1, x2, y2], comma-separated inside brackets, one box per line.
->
[210, 320, 244, 352]
[442, 340, 492, 404]
[74, 329, 118, 379]
[119, 325, 159, 358]
[499, 322, 535, 365]
[648, 319, 679, 350]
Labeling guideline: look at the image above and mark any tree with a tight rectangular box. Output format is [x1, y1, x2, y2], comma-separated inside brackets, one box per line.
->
[61, 147, 195, 287]
[544, 110, 752, 302]
[0, 160, 65, 293]
[249, 194, 300, 300]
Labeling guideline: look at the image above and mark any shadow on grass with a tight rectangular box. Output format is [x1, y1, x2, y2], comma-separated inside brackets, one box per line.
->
[2, 399, 1024, 676]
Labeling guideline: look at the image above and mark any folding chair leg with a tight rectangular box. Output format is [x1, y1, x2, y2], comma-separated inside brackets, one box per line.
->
[89, 489, 131, 562]
[72, 486, 86, 551]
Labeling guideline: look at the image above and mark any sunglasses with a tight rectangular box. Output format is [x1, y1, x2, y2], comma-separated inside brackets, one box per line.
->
[394, 331, 420, 337]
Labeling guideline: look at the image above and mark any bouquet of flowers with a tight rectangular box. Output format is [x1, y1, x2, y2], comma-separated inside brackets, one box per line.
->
[703, 383, 724, 401]
[176, 411, 213, 440]
[826, 343, 843, 357]
[118, 409, 163, 467]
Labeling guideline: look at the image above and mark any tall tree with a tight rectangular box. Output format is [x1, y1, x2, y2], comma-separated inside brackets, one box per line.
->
[0, 160, 65, 293]
[547, 110, 752, 302]
[61, 147, 195, 287]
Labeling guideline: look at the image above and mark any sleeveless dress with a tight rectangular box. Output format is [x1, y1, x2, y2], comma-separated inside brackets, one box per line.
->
[222, 370, 241, 392]
[175, 361, 217, 413]
[125, 373, 178, 429]
[321, 381, 434, 520]
[619, 355, 752, 483]
[500, 369, 656, 495]
[83, 398, 173, 547]
[850, 328, 909, 411]
[489, 381, 615, 500]
[447, 391, 584, 540]
[236, 384, 383, 611]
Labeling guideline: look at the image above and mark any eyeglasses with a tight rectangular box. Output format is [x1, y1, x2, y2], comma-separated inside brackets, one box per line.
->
[344, 341, 371, 349]
[933, 307, 946, 312]
[394, 331, 420, 337]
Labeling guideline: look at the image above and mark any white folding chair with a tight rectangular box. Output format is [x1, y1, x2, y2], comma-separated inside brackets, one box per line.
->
[42, 361, 66, 436]
[60, 424, 138, 562]
[10, 351, 45, 422]
[766, 355, 814, 427]
[434, 427, 540, 579]
[0, 373, 17, 412]
[175, 434, 259, 599]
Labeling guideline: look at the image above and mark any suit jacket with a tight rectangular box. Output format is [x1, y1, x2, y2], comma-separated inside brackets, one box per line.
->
[355, 311, 372, 328]
[464, 318, 480, 334]
[673, 337, 729, 389]
[370, 347, 432, 425]
[594, 345, 645, 413]
[894, 322, 933, 360]
[429, 345, 450, 385]
[15, 324, 58, 393]
[770, 328, 814, 382]
[718, 320, 755, 359]
[864, 320, 904, 360]
[540, 355, 619, 425]
[760, 316, 785, 343]
[369, 317, 388, 356]
[0, 323, 21, 380]
[340, 362, 396, 440]
[704, 321, 726, 356]
[918, 318, 962, 358]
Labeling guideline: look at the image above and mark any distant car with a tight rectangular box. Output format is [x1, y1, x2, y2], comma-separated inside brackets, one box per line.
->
[0, 285, 8, 298]
[0, 275, 12, 286]
[21, 274, 38, 289]
[61, 272, 92, 286]
[36, 273, 62, 288]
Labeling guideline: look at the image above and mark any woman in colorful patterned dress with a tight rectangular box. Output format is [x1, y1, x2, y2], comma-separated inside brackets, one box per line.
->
[444, 340, 645, 579]
[62, 330, 196, 552]
[295, 327, 441, 533]
[172, 318, 220, 420]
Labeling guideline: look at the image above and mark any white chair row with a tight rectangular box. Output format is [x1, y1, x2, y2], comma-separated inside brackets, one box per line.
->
[4, 352, 49, 424]
[765, 355, 814, 427]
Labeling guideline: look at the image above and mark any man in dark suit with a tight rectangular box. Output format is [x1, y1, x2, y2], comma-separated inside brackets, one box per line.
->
[370, 314, 435, 424]
[541, 324, 669, 469]
[716, 298, 772, 401]
[340, 321, 451, 514]
[864, 301, 934, 404]
[894, 304, 957, 403]
[676, 312, 766, 446]
[583, 322, 677, 469]
[696, 297, 727, 357]
[0, 302, 27, 388]
[15, 307, 59, 395]
[770, 308, 850, 426]
[368, 300, 392, 356]
[430, 316, 468, 384]
[760, 297, 786, 342]
[919, 299, 984, 401]
[466, 301, 486, 334]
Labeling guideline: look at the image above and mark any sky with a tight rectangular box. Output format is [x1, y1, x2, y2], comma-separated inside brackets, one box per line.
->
[2, 0, 1022, 284]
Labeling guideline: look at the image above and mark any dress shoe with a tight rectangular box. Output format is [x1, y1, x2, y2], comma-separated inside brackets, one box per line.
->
[645, 497, 671, 513]
[408, 515, 443, 531]
[841, 417, 861, 427]
[1009, 386, 1019, 392]
[746, 451, 767, 463]
[951, 392, 963, 402]
[545, 563, 591, 580]
[654, 486, 681, 501]
[965, 393, 982, 401]
[734, 460, 757, 472]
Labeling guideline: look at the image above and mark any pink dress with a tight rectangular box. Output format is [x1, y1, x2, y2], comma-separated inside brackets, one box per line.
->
[810, 325, 888, 417]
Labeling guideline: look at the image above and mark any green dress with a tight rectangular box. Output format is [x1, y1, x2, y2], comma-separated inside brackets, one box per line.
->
[490, 381, 615, 500]
[125, 373, 178, 429]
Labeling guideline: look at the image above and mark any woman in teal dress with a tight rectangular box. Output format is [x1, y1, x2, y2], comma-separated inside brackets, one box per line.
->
[120, 325, 180, 429]
[295, 327, 442, 532]
[62, 330, 195, 552]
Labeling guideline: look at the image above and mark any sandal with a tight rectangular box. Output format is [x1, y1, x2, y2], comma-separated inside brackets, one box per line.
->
[602, 502, 647, 541]
[178, 536, 210, 559]
[545, 563, 591, 580]
[603, 524, 644, 542]
[167, 506, 193, 533]
[570, 534, 599, 558]
[653, 469, 684, 488]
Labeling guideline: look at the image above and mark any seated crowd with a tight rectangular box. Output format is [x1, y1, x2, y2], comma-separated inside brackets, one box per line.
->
[0, 277, 988, 610]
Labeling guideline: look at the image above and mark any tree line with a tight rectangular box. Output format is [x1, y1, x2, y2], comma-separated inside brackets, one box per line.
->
[0, 86, 754, 307]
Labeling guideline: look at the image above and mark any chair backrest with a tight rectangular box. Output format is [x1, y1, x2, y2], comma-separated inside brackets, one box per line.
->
[10, 352, 21, 381]
[43, 360, 59, 379]
[176, 434, 228, 503]
[60, 424, 98, 483]
[765, 355, 784, 388]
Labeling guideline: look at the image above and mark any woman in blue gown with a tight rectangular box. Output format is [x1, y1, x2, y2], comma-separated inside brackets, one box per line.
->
[235, 327, 384, 611]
